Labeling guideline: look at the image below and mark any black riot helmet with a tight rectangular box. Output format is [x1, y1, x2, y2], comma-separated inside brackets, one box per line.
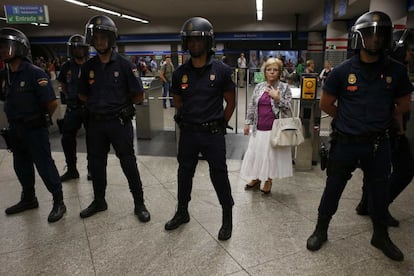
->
[180, 17, 214, 55]
[391, 29, 414, 64]
[67, 34, 89, 59]
[0, 27, 30, 63]
[85, 15, 118, 54]
[350, 11, 393, 55]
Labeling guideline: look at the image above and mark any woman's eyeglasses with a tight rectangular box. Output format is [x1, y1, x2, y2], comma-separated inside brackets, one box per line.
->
[266, 68, 280, 72]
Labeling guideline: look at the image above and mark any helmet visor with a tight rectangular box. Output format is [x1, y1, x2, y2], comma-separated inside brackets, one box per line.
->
[86, 27, 115, 48]
[69, 46, 89, 59]
[181, 30, 213, 37]
[359, 26, 392, 52]
[0, 39, 16, 61]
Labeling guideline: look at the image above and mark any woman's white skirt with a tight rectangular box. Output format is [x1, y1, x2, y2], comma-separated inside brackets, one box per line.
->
[240, 130, 293, 181]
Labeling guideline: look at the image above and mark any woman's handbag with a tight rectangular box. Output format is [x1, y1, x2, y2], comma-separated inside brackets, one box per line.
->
[270, 104, 304, 147]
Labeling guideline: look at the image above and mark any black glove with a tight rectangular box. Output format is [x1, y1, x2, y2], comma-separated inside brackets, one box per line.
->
[319, 142, 329, 171]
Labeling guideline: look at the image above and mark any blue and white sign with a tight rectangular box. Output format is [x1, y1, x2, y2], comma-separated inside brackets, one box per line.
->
[4, 5, 49, 24]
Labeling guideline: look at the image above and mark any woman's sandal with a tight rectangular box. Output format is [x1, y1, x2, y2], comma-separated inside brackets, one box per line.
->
[260, 179, 272, 194]
[244, 179, 261, 190]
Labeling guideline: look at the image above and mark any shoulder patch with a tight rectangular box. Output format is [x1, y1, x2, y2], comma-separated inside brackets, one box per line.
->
[37, 78, 49, 86]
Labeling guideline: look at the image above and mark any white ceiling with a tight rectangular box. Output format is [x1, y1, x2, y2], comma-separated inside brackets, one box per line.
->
[1, 0, 371, 37]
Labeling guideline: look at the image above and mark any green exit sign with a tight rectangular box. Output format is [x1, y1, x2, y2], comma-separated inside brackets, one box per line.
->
[4, 5, 49, 24]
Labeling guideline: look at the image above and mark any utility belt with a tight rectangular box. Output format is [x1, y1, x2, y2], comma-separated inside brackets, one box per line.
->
[89, 105, 135, 125]
[331, 129, 389, 144]
[180, 120, 226, 134]
[66, 104, 86, 112]
[89, 113, 119, 121]
[9, 113, 52, 128]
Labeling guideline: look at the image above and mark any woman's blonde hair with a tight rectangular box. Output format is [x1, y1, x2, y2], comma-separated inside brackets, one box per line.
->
[264, 57, 283, 80]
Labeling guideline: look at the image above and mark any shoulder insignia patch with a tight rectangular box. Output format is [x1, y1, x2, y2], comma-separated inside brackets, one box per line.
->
[37, 78, 48, 86]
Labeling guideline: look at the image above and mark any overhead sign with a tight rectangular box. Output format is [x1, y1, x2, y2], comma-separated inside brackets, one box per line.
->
[4, 5, 49, 24]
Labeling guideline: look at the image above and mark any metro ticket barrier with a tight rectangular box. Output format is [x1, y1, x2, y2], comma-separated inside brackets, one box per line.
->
[294, 73, 321, 171]
[135, 77, 164, 139]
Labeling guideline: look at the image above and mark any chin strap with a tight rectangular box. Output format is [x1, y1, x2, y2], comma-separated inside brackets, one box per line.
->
[364, 49, 381, 56]
[96, 47, 112, 55]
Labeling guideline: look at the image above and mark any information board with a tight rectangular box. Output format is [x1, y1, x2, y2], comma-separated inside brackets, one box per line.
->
[4, 5, 49, 24]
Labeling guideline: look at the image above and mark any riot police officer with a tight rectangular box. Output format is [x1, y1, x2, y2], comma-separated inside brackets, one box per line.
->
[0, 27, 66, 222]
[58, 34, 91, 182]
[306, 11, 412, 261]
[164, 17, 236, 240]
[355, 29, 414, 226]
[78, 15, 150, 222]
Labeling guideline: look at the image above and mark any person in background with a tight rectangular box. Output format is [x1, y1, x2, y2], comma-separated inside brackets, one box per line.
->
[159, 56, 174, 109]
[306, 11, 412, 262]
[0, 27, 66, 222]
[293, 57, 305, 85]
[241, 58, 293, 194]
[150, 56, 158, 76]
[318, 60, 333, 87]
[304, 59, 315, 74]
[286, 58, 294, 73]
[77, 15, 150, 223]
[249, 52, 259, 85]
[278, 56, 293, 83]
[355, 28, 414, 227]
[249, 52, 259, 70]
[137, 57, 147, 77]
[295, 57, 304, 76]
[58, 34, 91, 182]
[221, 54, 229, 65]
[47, 59, 56, 80]
[165, 17, 236, 241]
[237, 52, 248, 87]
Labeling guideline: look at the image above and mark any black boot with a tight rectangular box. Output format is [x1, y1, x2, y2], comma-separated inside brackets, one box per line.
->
[5, 191, 39, 215]
[306, 215, 331, 251]
[165, 204, 190, 230]
[133, 194, 150, 222]
[48, 191, 66, 223]
[132, 191, 151, 222]
[218, 207, 232, 241]
[135, 204, 151, 222]
[80, 198, 108, 218]
[371, 220, 404, 261]
[60, 167, 80, 182]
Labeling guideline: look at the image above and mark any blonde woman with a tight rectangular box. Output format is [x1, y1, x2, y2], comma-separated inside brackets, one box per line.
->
[241, 58, 293, 194]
